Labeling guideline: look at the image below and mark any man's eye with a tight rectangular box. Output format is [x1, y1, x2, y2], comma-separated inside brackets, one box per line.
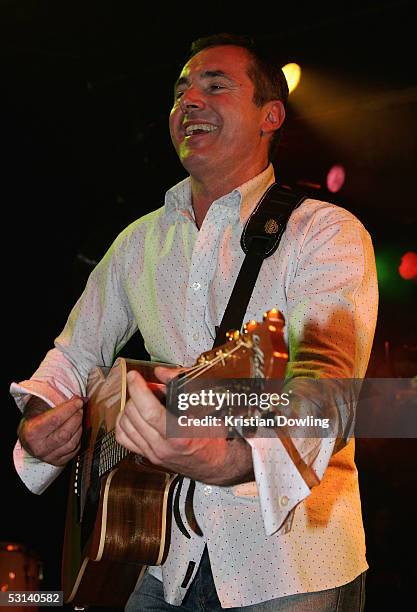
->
[209, 84, 225, 91]
[175, 91, 184, 99]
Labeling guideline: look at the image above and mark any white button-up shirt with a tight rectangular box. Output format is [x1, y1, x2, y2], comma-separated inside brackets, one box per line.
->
[10, 164, 378, 607]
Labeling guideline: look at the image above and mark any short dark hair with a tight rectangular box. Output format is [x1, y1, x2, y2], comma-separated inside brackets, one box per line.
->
[187, 33, 289, 159]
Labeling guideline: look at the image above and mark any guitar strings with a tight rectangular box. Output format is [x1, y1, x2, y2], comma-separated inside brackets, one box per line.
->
[175, 342, 245, 388]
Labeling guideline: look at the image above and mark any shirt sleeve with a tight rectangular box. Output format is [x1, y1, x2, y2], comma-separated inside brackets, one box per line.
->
[9, 232, 139, 493]
[245, 205, 379, 536]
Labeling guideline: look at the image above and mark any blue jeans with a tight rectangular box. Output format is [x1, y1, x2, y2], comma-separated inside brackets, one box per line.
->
[125, 548, 366, 611]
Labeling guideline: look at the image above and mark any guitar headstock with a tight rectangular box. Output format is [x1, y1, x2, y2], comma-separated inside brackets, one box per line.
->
[193, 308, 288, 380]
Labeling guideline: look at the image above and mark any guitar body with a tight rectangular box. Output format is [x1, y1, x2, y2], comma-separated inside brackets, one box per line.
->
[62, 358, 178, 608]
[61, 308, 304, 607]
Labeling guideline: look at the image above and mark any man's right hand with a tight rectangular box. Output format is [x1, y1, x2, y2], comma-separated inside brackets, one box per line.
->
[17, 396, 84, 466]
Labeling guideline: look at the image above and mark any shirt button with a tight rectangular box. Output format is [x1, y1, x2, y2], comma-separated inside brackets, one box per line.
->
[279, 495, 289, 507]
[192, 333, 199, 342]
[192, 282, 201, 291]
[203, 486, 212, 496]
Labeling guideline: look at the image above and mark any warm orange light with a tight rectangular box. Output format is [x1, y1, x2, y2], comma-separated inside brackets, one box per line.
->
[273, 351, 288, 358]
[8, 573, 16, 580]
[282, 63, 301, 94]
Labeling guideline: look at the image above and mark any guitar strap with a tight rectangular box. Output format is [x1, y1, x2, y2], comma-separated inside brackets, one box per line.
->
[173, 182, 307, 540]
[214, 182, 306, 348]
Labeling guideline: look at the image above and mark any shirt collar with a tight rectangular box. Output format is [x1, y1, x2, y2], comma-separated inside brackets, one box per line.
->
[164, 164, 276, 225]
[238, 164, 275, 225]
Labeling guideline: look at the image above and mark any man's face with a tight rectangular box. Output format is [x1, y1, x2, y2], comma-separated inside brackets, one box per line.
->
[169, 45, 270, 179]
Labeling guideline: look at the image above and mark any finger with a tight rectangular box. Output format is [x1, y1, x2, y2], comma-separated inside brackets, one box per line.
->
[26, 396, 84, 437]
[120, 399, 164, 458]
[46, 412, 83, 455]
[124, 394, 165, 435]
[22, 407, 83, 459]
[43, 427, 83, 465]
[127, 371, 166, 434]
[115, 413, 159, 463]
[145, 365, 184, 401]
[154, 365, 185, 384]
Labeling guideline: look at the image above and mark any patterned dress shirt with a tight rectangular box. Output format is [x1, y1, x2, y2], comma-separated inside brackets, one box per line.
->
[10, 164, 378, 607]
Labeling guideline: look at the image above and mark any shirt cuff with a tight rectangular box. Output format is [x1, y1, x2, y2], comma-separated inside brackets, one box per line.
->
[246, 435, 334, 536]
[10, 382, 68, 493]
[10, 381, 70, 412]
[13, 440, 63, 494]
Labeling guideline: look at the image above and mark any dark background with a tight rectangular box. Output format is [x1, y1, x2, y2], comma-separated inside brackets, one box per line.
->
[1, 1, 416, 610]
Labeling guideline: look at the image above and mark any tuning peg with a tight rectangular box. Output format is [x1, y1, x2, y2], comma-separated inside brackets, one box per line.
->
[263, 308, 284, 322]
[226, 329, 240, 341]
[216, 349, 227, 366]
[243, 319, 258, 334]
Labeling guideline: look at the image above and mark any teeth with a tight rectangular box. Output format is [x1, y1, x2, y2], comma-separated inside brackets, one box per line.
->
[185, 123, 218, 136]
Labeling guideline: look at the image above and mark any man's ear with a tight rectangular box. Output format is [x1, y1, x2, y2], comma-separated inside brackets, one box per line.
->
[261, 100, 285, 135]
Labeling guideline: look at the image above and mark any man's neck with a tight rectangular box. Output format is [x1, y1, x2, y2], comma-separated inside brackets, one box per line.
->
[190, 162, 269, 228]
[190, 181, 224, 229]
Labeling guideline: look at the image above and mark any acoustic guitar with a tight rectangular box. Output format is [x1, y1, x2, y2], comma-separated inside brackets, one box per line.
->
[61, 308, 290, 608]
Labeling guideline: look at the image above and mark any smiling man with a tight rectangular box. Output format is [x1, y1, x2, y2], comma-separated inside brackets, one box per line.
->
[11, 33, 377, 611]
[168, 43, 285, 229]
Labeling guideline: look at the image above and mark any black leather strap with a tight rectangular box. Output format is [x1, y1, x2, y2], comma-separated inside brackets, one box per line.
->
[173, 475, 204, 538]
[213, 183, 306, 348]
[173, 475, 191, 538]
[241, 182, 305, 257]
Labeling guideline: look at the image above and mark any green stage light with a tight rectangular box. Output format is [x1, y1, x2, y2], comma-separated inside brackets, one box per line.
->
[376, 247, 417, 300]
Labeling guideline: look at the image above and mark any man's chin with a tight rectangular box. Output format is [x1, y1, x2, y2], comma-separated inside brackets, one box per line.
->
[179, 152, 211, 176]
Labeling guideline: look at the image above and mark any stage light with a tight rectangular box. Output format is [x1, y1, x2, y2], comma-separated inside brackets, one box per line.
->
[282, 63, 301, 94]
[326, 164, 346, 193]
[294, 163, 346, 195]
[398, 251, 417, 281]
[376, 247, 417, 299]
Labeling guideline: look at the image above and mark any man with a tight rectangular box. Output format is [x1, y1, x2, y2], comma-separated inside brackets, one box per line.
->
[11, 33, 378, 610]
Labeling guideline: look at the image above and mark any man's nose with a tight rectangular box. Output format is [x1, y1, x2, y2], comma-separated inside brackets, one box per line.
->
[179, 89, 204, 112]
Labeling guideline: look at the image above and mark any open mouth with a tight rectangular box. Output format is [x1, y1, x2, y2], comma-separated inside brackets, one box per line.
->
[184, 123, 218, 137]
